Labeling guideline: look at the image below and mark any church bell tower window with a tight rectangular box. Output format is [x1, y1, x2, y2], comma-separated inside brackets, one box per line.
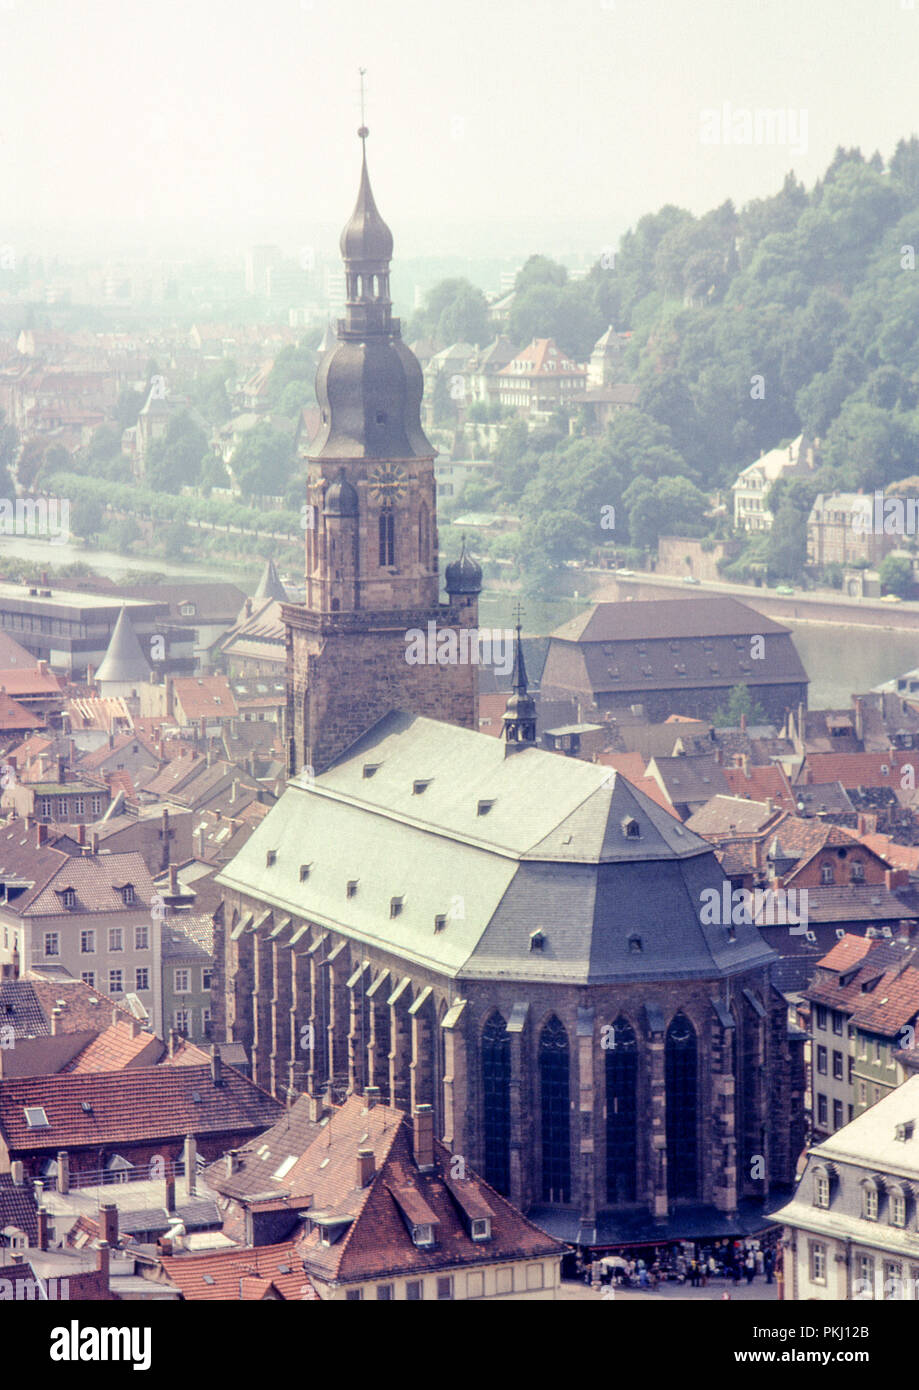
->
[379, 510, 395, 567]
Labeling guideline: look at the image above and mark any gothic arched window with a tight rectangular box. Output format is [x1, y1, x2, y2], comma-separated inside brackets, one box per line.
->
[665, 1011, 698, 1199]
[378, 510, 395, 567]
[605, 1016, 637, 1204]
[539, 1015, 571, 1204]
[481, 1013, 511, 1195]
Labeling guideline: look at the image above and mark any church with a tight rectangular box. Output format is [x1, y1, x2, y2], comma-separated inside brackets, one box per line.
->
[214, 129, 804, 1249]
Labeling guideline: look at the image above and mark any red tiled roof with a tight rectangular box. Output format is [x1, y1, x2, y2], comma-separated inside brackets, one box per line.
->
[722, 763, 795, 811]
[499, 338, 585, 379]
[816, 933, 875, 972]
[798, 750, 913, 789]
[289, 1096, 565, 1285]
[65, 1020, 162, 1073]
[172, 677, 239, 721]
[0, 668, 62, 696]
[596, 751, 647, 782]
[0, 1063, 282, 1151]
[160, 1242, 318, 1300]
[860, 834, 919, 872]
[0, 692, 43, 730]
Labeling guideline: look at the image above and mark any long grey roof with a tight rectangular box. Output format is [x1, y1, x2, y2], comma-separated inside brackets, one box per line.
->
[216, 712, 776, 985]
[94, 607, 151, 686]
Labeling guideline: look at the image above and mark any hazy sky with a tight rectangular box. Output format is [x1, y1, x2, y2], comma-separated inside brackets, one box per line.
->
[3, 0, 918, 260]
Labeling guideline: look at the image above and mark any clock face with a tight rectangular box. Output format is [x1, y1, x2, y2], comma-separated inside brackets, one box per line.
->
[368, 463, 407, 506]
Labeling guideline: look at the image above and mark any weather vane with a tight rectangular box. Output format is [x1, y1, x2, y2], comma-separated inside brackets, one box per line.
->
[513, 601, 525, 629]
[358, 67, 368, 141]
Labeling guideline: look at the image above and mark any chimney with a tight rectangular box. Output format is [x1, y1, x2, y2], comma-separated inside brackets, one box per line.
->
[86, 663, 94, 688]
[742, 754, 751, 779]
[752, 838, 764, 874]
[413, 1104, 434, 1172]
[164, 1174, 175, 1212]
[10, 1160, 23, 1186]
[36, 822, 48, 847]
[51, 1006, 62, 1035]
[37, 659, 47, 678]
[77, 822, 86, 846]
[91, 831, 99, 854]
[36, 1206, 50, 1251]
[854, 697, 865, 743]
[184, 1134, 197, 1196]
[169, 863, 178, 895]
[100, 1202, 118, 1247]
[168, 1028, 178, 1058]
[357, 1148, 375, 1188]
[161, 807, 169, 836]
[96, 1240, 110, 1282]
[108, 732, 114, 750]
[206, 749, 213, 769]
[210, 1047, 222, 1086]
[195, 827, 206, 859]
[307, 1095, 325, 1123]
[740, 712, 747, 732]
[225, 1149, 239, 1177]
[56, 1150, 69, 1195]
[364, 1086, 381, 1110]
[10, 1252, 23, 1265]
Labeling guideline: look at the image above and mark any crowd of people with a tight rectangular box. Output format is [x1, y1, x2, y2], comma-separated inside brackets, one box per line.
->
[584, 1238, 780, 1291]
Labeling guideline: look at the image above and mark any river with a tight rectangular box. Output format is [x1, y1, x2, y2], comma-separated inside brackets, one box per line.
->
[0, 537, 912, 707]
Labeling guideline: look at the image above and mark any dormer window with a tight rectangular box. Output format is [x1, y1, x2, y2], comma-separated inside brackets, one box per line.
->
[61, 888, 76, 909]
[300, 864, 311, 882]
[266, 850, 277, 868]
[815, 1174, 830, 1209]
[347, 880, 359, 898]
[477, 799, 495, 816]
[363, 764, 380, 779]
[390, 896, 403, 918]
[121, 885, 135, 906]
[622, 817, 640, 839]
[820, 863, 834, 885]
[862, 1180, 879, 1221]
[629, 934, 642, 953]
[529, 929, 546, 952]
[412, 1223, 434, 1248]
[471, 1218, 491, 1241]
[413, 780, 431, 795]
[434, 915, 446, 933]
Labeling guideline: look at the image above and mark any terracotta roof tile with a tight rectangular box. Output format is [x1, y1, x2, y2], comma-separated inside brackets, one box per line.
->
[160, 1241, 318, 1300]
[0, 1063, 282, 1150]
[65, 1020, 161, 1073]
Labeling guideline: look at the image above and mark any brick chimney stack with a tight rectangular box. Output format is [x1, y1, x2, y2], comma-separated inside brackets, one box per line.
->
[100, 1202, 118, 1247]
[164, 1174, 175, 1212]
[210, 1047, 222, 1087]
[91, 831, 99, 854]
[413, 1104, 434, 1172]
[357, 1148, 375, 1188]
[56, 1151, 69, 1195]
[36, 1207, 50, 1251]
[36, 822, 48, 847]
[51, 1006, 62, 1035]
[96, 1240, 110, 1282]
[77, 822, 86, 846]
[169, 863, 178, 895]
[364, 1086, 380, 1110]
[184, 1134, 197, 1196]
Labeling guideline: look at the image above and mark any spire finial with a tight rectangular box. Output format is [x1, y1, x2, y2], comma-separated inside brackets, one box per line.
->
[358, 67, 368, 144]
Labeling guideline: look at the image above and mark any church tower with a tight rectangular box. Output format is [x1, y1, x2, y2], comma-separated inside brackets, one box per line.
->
[284, 126, 481, 776]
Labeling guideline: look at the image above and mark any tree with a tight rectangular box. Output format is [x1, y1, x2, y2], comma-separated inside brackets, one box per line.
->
[108, 518, 141, 555]
[712, 684, 769, 728]
[231, 423, 296, 499]
[878, 553, 914, 598]
[114, 388, 144, 431]
[623, 475, 708, 550]
[163, 521, 192, 561]
[410, 278, 489, 346]
[145, 411, 209, 494]
[70, 497, 105, 543]
[766, 500, 808, 580]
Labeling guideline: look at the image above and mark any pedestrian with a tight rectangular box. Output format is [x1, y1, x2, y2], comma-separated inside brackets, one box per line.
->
[745, 1250, 755, 1285]
[689, 1258, 699, 1288]
[764, 1249, 775, 1285]
[755, 1248, 764, 1277]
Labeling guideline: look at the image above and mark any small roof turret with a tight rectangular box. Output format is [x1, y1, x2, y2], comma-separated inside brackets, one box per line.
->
[94, 608, 151, 688]
[444, 537, 482, 596]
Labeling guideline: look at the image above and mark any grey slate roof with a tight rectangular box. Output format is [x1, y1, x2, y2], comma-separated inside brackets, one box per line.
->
[253, 559, 287, 604]
[216, 711, 776, 985]
[94, 607, 151, 686]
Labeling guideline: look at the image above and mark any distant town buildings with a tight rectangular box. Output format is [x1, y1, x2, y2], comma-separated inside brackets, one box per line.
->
[732, 433, 816, 533]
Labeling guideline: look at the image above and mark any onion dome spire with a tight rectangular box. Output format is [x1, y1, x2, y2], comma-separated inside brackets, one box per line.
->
[444, 536, 483, 596]
[503, 607, 536, 748]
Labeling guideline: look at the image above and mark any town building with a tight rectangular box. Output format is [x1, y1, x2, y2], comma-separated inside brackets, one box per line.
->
[806, 492, 895, 569]
[770, 1072, 919, 1300]
[496, 338, 586, 420]
[805, 934, 919, 1140]
[540, 596, 809, 726]
[732, 434, 816, 534]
